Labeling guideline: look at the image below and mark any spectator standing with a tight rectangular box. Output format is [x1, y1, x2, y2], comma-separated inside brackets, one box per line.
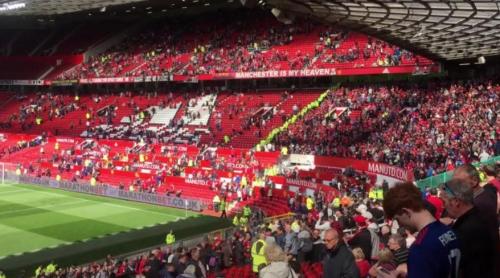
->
[352, 247, 370, 278]
[452, 165, 499, 245]
[425, 188, 444, 219]
[440, 179, 496, 278]
[187, 248, 206, 278]
[283, 223, 299, 258]
[259, 244, 298, 278]
[322, 229, 360, 278]
[251, 229, 268, 274]
[368, 248, 397, 277]
[386, 234, 408, 267]
[347, 216, 373, 262]
[381, 182, 460, 278]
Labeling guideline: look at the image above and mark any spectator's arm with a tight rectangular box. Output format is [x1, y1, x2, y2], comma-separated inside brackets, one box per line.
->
[368, 262, 380, 277]
[315, 220, 330, 231]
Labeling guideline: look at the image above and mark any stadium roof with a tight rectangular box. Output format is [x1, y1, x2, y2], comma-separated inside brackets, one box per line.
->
[2, 0, 499, 62]
[0, 0, 227, 16]
[266, 0, 500, 61]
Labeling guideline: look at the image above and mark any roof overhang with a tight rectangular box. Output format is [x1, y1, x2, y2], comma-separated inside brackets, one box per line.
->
[264, 0, 500, 61]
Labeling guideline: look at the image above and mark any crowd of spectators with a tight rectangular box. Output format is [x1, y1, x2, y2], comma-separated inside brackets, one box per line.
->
[57, 11, 429, 80]
[0, 92, 78, 131]
[30, 162, 499, 278]
[14, 131, 274, 202]
[274, 80, 500, 178]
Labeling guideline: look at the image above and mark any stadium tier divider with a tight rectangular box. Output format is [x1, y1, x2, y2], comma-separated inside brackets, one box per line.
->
[415, 156, 500, 189]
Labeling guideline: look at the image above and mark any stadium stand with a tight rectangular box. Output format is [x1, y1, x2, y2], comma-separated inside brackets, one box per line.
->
[53, 11, 432, 80]
[0, 2, 499, 278]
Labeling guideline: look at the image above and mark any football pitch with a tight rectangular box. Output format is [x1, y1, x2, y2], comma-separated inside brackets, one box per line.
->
[0, 182, 200, 258]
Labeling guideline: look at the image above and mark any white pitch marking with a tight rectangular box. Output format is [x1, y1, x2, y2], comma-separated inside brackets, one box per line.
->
[0, 200, 90, 217]
[2, 184, 189, 219]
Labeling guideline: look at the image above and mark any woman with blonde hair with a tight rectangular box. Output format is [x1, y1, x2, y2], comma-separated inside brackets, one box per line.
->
[260, 244, 298, 278]
[352, 247, 370, 278]
[368, 248, 397, 278]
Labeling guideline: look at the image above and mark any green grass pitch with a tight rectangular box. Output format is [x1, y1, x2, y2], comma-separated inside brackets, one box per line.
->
[0, 182, 199, 258]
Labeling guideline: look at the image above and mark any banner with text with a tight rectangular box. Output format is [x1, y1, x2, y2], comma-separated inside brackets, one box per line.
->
[314, 156, 413, 182]
[17, 175, 203, 211]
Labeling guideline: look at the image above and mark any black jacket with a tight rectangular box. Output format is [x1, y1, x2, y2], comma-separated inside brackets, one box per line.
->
[474, 185, 499, 245]
[452, 207, 497, 278]
[348, 228, 372, 261]
[322, 242, 360, 278]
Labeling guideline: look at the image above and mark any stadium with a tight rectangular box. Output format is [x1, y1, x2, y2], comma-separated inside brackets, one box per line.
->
[0, 0, 498, 277]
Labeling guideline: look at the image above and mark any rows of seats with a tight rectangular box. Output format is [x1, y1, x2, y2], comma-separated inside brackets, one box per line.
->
[0, 135, 287, 210]
[3, 81, 497, 181]
[0, 90, 317, 149]
[0, 11, 433, 80]
[274, 81, 499, 179]
[57, 11, 432, 80]
[208, 265, 252, 278]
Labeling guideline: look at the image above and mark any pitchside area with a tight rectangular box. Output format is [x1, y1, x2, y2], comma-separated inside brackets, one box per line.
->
[0, 182, 199, 258]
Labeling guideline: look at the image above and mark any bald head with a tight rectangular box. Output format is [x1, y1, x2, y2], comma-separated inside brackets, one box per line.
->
[324, 229, 340, 250]
[325, 229, 339, 240]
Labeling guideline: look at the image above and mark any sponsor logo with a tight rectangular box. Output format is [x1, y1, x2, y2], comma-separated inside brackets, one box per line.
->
[286, 179, 318, 189]
[185, 178, 209, 185]
[367, 163, 408, 180]
[56, 138, 75, 143]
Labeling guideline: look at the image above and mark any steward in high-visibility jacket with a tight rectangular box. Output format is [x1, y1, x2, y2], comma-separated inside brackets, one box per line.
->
[35, 266, 43, 277]
[213, 195, 220, 212]
[165, 230, 175, 245]
[368, 188, 376, 200]
[306, 196, 315, 211]
[45, 262, 57, 274]
[251, 231, 267, 273]
[219, 197, 228, 218]
[291, 220, 300, 232]
[332, 197, 340, 208]
[232, 216, 240, 226]
[243, 205, 251, 217]
[376, 188, 384, 200]
[281, 146, 288, 156]
[239, 216, 248, 226]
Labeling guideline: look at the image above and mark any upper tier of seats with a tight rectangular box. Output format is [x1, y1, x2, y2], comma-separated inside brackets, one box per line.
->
[52, 10, 433, 80]
[0, 10, 434, 80]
